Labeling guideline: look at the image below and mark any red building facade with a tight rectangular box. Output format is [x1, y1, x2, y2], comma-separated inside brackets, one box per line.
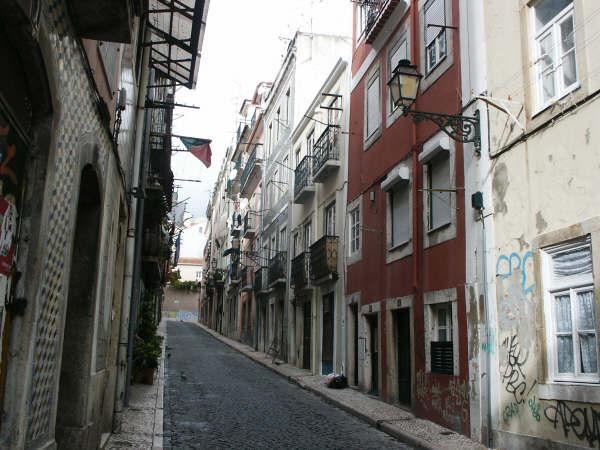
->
[346, 0, 469, 434]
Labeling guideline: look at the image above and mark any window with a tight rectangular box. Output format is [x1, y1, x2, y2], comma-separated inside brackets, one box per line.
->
[196, 271, 202, 281]
[390, 183, 410, 247]
[542, 236, 598, 382]
[270, 236, 276, 258]
[279, 227, 287, 252]
[285, 89, 291, 125]
[295, 147, 301, 167]
[424, 0, 447, 73]
[365, 71, 381, 139]
[532, 0, 576, 108]
[267, 123, 273, 156]
[307, 130, 315, 156]
[349, 207, 361, 255]
[282, 157, 289, 187]
[273, 170, 279, 202]
[427, 151, 451, 230]
[275, 108, 281, 143]
[293, 232, 299, 257]
[388, 38, 409, 112]
[430, 302, 453, 375]
[303, 221, 312, 252]
[324, 202, 336, 236]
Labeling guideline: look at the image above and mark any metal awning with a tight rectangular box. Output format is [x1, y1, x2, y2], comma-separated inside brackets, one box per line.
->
[147, 0, 209, 88]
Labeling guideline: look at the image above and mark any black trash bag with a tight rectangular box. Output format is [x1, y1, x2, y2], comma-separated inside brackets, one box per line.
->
[326, 373, 348, 389]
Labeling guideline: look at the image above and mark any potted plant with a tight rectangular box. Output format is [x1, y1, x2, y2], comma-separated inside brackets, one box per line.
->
[132, 292, 163, 384]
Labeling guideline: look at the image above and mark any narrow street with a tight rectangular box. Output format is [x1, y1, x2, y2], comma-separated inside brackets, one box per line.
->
[164, 321, 411, 449]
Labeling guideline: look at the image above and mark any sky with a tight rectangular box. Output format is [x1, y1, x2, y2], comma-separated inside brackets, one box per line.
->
[171, 0, 351, 257]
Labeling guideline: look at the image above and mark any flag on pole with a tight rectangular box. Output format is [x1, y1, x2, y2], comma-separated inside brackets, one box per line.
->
[179, 136, 212, 168]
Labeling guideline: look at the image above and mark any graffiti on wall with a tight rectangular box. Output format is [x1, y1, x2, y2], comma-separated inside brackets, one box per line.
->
[416, 369, 469, 430]
[544, 400, 600, 448]
[496, 251, 535, 297]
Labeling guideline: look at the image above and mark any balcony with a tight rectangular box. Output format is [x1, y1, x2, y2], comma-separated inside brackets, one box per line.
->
[294, 156, 315, 204]
[359, 1, 406, 44]
[268, 252, 287, 288]
[243, 211, 258, 239]
[291, 252, 311, 291]
[309, 236, 339, 285]
[226, 179, 240, 199]
[213, 269, 225, 286]
[254, 267, 267, 293]
[67, 0, 134, 42]
[229, 263, 241, 285]
[240, 266, 253, 292]
[240, 145, 263, 198]
[312, 126, 340, 182]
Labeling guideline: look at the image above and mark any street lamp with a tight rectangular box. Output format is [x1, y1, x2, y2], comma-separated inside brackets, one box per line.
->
[387, 59, 481, 152]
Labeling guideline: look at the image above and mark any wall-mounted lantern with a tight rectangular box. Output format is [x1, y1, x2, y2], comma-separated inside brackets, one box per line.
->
[387, 59, 481, 152]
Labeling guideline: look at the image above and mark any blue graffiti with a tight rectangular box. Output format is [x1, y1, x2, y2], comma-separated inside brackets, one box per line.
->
[496, 251, 535, 295]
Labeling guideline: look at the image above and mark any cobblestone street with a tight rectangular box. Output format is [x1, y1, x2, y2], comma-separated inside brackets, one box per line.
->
[164, 321, 411, 449]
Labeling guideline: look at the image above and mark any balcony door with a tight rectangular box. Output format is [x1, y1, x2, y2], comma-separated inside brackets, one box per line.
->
[324, 202, 336, 236]
[396, 308, 411, 406]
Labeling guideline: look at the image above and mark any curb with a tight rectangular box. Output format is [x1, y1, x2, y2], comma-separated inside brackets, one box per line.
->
[190, 322, 460, 450]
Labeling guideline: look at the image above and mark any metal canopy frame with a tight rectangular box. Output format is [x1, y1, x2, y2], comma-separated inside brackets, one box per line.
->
[146, 0, 207, 88]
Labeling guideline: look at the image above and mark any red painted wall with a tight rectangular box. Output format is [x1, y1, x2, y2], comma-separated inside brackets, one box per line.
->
[347, 0, 470, 435]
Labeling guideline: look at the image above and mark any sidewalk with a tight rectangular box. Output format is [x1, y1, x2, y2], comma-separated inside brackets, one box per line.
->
[105, 321, 166, 449]
[194, 322, 486, 450]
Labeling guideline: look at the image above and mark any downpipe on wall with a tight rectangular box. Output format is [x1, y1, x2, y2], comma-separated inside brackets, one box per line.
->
[114, 39, 150, 423]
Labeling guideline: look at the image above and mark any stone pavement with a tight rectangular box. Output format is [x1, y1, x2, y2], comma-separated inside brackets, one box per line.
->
[164, 320, 410, 449]
[195, 322, 486, 450]
[104, 322, 165, 449]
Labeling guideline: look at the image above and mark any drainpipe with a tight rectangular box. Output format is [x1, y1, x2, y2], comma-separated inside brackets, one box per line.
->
[480, 206, 493, 448]
[115, 39, 150, 420]
[125, 64, 154, 405]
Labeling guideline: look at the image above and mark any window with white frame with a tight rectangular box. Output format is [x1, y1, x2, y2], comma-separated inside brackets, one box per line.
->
[365, 70, 381, 140]
[388, 37, 409, 113]
[325, 201, 336, 236]
[303, 221, 312, 252]
[275, 108, 281, 143]
[426, 151, 451, 231]
[390, 182, 410, 247]
[285, 89, 291, 125]
[293, 232, 299, 257]
[430, 302, 453, 374]
[307, 130, 315, 156]
[532, 0, 576, 109]
[349, 207, 361, 255]
[542, 236, 598, 382]
[279, 227, 287, 252]
[424, 0, 447, 74]
[273, 170, 279, 202]
[295, 147, 301, 167]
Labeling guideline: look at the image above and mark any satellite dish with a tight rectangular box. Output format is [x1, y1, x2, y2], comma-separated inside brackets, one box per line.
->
[228, 168, 238, 180]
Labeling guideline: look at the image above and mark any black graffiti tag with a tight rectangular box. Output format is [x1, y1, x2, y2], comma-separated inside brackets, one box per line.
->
[545, 401, 600, 448]
[501, 334, 528, 404]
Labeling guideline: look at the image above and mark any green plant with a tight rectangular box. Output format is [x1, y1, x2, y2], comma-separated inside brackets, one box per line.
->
[133, 291, 163, 373]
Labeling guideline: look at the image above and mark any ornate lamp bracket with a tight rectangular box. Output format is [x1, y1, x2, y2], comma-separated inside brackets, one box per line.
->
[404, 108, 481, 152]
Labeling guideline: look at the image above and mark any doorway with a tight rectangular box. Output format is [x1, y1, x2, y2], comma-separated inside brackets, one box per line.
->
[396, 308, 411, 406]
[321, 292, 334, 374]
[349, 303, 359, 386]
[367, 314, 379, 395]
[302, 301, 311, 370]
[56, 166, 101, 447]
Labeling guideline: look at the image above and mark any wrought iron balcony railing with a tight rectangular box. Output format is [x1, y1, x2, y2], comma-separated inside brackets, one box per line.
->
[291, 252, 311, 290]
[312, 125, 340, 182]
[268, 252, 287, 287]
[294, 155, 315, 203]
[309, 236, 339, 284]
[358, 0, 400, 44]
[240, 145, 263, 197]
[254, 267, 265, 292]
[243, 211, 257, 238]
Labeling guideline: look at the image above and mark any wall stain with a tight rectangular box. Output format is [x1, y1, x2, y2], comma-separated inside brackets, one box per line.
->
[536, 211, 548, 234]
[493, 163, 509, 215]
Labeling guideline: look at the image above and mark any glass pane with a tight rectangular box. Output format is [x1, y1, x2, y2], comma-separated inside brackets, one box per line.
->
[427, 43, 436, 71]
[562, 51, 577, 86]
[535, 0, 572, 32]
[557, 335, 574, 373]
[553, 245, 592, 277]
[392, 185, 409, 246]
[579, 333, 598, 373]
[430, 152, 451, 229]
[555, 294, 572, 332]
[561, 15, 574, 51]
[539, 33, 555, 71]
[437, 308, 447, 326]
[438, 31, 447, 58]
[438, 328, 447, 342]
[578, 290, 596, 330]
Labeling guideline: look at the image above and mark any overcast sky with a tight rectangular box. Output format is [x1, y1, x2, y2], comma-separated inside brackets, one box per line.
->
[171, 0, 351, 257]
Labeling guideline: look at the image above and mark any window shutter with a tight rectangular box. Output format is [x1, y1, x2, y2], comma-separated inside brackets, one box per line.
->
[424, 0, 445, 46]
[430, 152, 451, 229]
[390, 40, 408, 73]
[553, 245, 593, 277]
[366, 73, 381, 136]
[431, 341, 453, 374]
